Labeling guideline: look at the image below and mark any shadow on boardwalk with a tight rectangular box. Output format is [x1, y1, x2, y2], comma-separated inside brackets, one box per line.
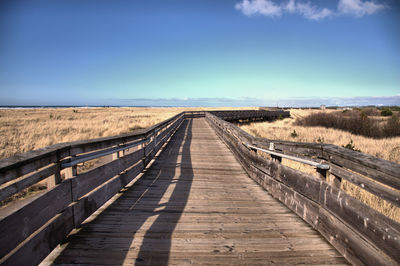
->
[54, 119, 193, 265]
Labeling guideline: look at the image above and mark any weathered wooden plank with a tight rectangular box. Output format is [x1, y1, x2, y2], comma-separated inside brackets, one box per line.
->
[0, 163, 59, 202]
[253, 139, 324, 158]
[317, 208, 396, 266]
[72, 161, 144, 226]
[207, 115, 399, 264]
[72, 148, 144, 200]
[330, 164, 400, 207]
[48, 117, 346, 265]
[319, 182, 400, 261]
[323, 145, 400, 190]
[0, 180, 72, 258]
[68, 113, 184, 156]
[0, 143, 68, 185]
[1, 206, 74, 266]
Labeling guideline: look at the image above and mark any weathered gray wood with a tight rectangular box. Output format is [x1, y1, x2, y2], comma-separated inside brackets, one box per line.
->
[0, 113, 184, 186]
[50, 118, 346, 266]
[323, 145, 400, 190]
[317, 208, 396, 266]
[331, 164, 400, 207]
[206, 114, 400, 265]
[68, 113, 184, 156]
[0, 163, 59, 202]
[0, 144, 69, 185]
[72, 161, 144, 227]
[247, 164, 399, 266]
[0, 206, 75, 266]
[319, 182, 400, 261]
[72, 148, 144, 200]
[0, 180, 72, 258]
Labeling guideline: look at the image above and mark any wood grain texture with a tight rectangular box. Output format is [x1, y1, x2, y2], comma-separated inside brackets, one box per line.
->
[50, 118, 347, 265]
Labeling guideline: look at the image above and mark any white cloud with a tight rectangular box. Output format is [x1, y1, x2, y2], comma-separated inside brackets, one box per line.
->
[235, 0, 333, 20]
[234, 0, 283, 17]
[338, 0, 387, 17]
[235, 0, 387, 20]
[284, 0, 333, 20]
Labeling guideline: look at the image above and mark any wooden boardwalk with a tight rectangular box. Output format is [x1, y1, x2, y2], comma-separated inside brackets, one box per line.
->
[48, 118, 348, 265]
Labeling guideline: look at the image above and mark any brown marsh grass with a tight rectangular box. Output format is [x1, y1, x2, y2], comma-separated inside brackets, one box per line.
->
[240, 109, 400, 222]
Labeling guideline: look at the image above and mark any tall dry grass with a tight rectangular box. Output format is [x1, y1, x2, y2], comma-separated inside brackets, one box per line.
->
[240, 109, 400, 222]
[240, 109, 400, 163]
[0, 107, 257, 159]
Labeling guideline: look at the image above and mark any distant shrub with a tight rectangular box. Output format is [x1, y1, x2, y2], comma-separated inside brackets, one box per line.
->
[342, 140, 361, 152]
[290, 130, 298, 138]
[381, 108, 393, 116]
[296, 111, 399, 139]
[383, 114, 400, 137]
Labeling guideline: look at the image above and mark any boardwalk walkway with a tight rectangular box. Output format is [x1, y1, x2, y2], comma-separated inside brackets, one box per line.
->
[48, 118, 348, 265]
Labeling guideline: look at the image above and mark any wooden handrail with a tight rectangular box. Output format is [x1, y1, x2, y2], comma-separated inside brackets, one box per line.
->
[1, 110, 398, 265]
[0, 112, 186, 265]
[244, 143, 330, 170]
[205, 112, 400, 265]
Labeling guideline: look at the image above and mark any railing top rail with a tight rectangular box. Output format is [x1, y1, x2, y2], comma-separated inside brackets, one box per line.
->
[0, 112, 185, 184]
[61, 139, 146, 169]
[245, 143, 330, 170]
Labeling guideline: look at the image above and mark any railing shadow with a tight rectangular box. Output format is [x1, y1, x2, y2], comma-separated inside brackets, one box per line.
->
[53, 119, 193, 265]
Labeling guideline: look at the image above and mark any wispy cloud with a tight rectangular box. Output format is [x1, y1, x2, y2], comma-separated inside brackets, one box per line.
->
[338, 0, 387, 17]
[235, 0, 387, 20]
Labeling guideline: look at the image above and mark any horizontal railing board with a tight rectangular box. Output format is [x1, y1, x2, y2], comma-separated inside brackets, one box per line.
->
[0, 180, 72, 258]
[72, 161, 144, 227]
[208, 112, 399, 192]
[72, 148, 145, 200]
[320, 182, 400, 260]
[317, 207, 393, 266]
[0, 206, 75, 266]
[0, 163, 59, 202]
[330, 164, 400, 207]
[0, 112, 187, 265]
[61, 139, 146, 168]
[323, 145, 400, 190]
[0, 113, 184, 184]
[0, 144, 69, 186]
[206, 113, 400, 265]
[248, 164, 395, 266]
[252, 138, 400, 190]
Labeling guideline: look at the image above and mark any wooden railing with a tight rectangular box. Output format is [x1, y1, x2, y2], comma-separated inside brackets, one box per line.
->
[0, 112, 187, 265]
[1, 110, 398, 265]
[209, 110, 290, 122]
[205, 112, 400, 266]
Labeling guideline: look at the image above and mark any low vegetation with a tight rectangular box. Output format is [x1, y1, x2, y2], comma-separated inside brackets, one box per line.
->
[295, 109, 400, 138]
[240, 108, 400, 222]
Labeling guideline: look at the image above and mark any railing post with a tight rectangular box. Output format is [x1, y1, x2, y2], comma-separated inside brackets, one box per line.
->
[65, 156, 77, 179]
[112, 144, 124, 160]
[269, 143, 282, 163]
[47, 163, 62, 189]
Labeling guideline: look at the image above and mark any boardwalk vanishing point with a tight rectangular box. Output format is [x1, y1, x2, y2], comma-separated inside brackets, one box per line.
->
[46, 118, 347, 265]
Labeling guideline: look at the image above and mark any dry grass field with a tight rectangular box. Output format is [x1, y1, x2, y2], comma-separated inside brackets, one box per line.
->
[1, 107, 398, 222]
[0, 107, 256, 159]
[240, 108, 400, 222]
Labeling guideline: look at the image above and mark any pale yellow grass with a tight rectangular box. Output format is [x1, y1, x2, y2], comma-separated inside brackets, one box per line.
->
[240, 109, 400, 222]
[0, 107, 257, 159]
[240, 109, 400, 163]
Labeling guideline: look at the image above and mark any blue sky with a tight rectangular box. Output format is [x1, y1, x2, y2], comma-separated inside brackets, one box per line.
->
[0, 0, 399, 106]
